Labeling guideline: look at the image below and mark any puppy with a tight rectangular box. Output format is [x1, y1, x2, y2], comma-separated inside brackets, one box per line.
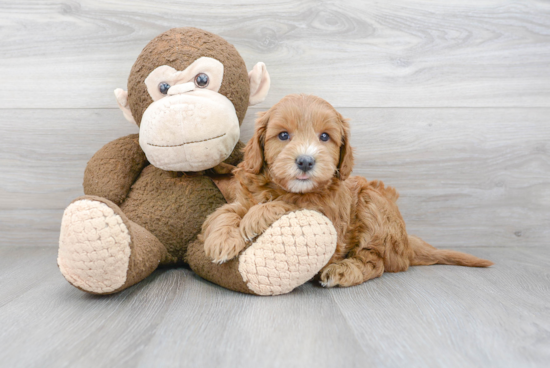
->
[201, 94, 492, 288]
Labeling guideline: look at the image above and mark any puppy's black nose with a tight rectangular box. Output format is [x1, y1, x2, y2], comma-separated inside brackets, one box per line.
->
[296, 155, 315, 172]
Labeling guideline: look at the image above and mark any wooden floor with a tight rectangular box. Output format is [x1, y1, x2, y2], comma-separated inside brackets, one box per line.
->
[0, 245, 548, 368]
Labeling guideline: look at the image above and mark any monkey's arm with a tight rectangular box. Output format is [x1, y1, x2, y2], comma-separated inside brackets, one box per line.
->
[83, 134, 148, 205]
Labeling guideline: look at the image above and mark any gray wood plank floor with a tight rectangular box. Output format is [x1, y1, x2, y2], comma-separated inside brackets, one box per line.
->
[0, 246, 548, 368]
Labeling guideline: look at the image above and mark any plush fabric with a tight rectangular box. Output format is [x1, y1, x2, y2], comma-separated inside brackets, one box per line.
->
[118, 164, 227, 262]
[59, 198, 132, 294]
[59, 196, 168, 295]
[238, 210, 337, 295]
[138, 90, 241, 171]
[144, 58, 224, 101]
[128, 28, 250, 126]
[83, 134, 146, 206]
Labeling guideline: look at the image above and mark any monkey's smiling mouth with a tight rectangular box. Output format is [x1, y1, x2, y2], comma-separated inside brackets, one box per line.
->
[147, 133, 226, 147]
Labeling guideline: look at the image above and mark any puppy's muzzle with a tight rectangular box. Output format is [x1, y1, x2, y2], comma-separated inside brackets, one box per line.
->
[296, 155, 315, 173]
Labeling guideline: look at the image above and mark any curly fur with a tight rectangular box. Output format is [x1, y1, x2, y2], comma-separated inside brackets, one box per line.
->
[202, 94, 493, 287]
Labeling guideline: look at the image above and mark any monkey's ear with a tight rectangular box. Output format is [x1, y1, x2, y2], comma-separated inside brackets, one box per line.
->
[114, 88, 137, 125]
[248, 62, 270, 106]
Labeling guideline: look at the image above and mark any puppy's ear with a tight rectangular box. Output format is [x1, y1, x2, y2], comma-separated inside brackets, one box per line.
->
[337, 114, 354, 181]
[242, 110, 270, 174]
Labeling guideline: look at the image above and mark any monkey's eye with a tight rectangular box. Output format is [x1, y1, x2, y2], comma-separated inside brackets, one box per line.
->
[159, 82, 170, 95]
[194, 73, 209, 88]
[278, 132, 290, 141]
[320, 133, 330, 142]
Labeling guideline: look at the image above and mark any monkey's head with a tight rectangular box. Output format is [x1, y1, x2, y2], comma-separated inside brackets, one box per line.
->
[114, 27, 270, 172]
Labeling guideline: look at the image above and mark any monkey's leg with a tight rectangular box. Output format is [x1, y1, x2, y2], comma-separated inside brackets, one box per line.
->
[187, 210, 337, 296]
[58, 195, 169, 295]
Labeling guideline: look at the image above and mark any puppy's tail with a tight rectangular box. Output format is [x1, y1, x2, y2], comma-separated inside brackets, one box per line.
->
[408, 235, 493, 267]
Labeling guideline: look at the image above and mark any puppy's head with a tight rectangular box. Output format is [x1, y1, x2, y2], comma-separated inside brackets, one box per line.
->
[242, 94, 354, 193]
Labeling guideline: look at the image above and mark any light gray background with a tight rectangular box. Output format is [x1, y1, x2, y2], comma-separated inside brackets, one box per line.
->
[2, 0, 549, 248]
[0, 1, 549, 367]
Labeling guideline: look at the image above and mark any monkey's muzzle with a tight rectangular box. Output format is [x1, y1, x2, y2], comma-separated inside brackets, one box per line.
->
[138, 90, 240, 172]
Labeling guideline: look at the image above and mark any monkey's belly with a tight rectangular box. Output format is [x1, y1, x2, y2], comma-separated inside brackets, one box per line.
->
[120, 165, 226, 262]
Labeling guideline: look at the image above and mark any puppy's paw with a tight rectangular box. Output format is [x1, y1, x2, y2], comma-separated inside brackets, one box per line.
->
[319, 259, 364, 288]
[239, 217, 261, 243]
[204, 226, 246, 264]
[239, 203, 289, 242]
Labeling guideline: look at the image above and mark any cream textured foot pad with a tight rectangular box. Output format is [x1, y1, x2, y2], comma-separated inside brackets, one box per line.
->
[238, 210, 337, 296]
[58, 199, 131, 294]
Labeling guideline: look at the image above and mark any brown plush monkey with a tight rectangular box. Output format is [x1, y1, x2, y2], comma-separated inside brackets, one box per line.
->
[58, 28, 337, 296]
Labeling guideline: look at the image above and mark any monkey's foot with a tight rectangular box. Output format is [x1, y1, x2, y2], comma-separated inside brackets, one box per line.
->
[58, 196, 166, 294]
[58, 198, 132, 294]
[238, 210, 337, 295]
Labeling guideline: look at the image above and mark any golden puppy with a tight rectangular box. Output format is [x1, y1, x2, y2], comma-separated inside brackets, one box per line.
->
[201, 94, 492, 288]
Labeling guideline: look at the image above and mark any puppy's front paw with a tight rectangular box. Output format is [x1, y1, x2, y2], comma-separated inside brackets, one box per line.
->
[239, 217, 261, 243]
[319, 260, 363, 288]
[239, 203, 289, 242]
[204, 226, 246, 264]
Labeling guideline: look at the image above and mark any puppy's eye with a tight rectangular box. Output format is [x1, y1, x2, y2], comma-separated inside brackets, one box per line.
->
[194, 73, 209, 88]
[320, 132, 330, 142]
[278, 132, 290, 141]
[159, 82, 170, 94]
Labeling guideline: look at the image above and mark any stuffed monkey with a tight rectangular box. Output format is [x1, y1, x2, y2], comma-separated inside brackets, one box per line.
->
[58, 28, 337, 296]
